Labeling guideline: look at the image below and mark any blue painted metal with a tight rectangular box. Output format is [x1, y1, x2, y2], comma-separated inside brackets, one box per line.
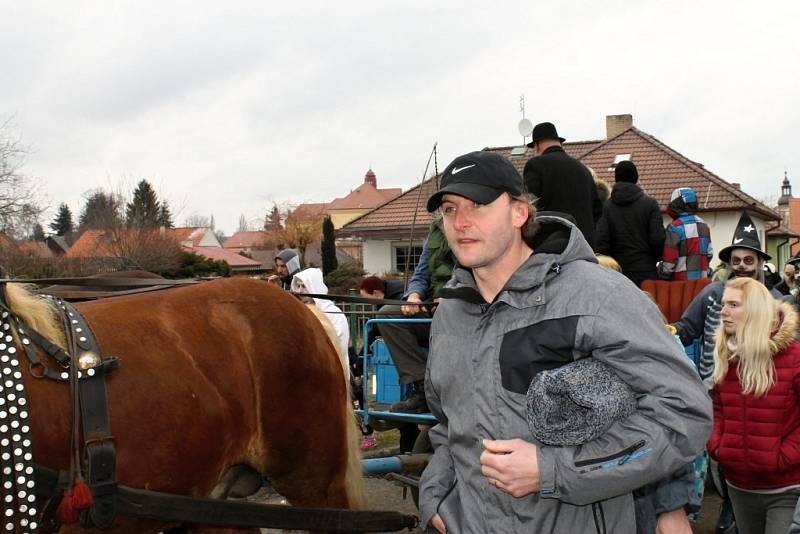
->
[362, 456, 403, 475]
[360, 318, 435, 426]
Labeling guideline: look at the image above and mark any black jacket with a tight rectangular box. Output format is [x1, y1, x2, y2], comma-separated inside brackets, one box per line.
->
[523, 146, 602, 250]
[596, 182, 665, 274]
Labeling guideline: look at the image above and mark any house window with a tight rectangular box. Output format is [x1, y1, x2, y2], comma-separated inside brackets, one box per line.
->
[393, 244, 424, 273]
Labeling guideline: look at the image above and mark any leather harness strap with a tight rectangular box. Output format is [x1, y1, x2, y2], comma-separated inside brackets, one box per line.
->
[59, 301, 118, 529]
[31, 463, 418, 532]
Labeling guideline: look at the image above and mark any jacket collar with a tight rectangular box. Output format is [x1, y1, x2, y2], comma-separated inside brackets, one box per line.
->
[772, 301, 799, 353]
[440, 215, 597, 308]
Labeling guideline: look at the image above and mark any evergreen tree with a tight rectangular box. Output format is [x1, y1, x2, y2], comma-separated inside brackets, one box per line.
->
[49, 203, 74, 236]
[31, 223, 45, 241]
[238, 213, 249, 233]
[126, 179, 161, 228]
[78, 190, 123, 232]
[321, 216, 338, 276]
[264, 203, 282, 231]
[158, 201, 174, 228]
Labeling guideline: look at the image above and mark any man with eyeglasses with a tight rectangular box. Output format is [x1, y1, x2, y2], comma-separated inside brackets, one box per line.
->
[673, 211, 780, 534]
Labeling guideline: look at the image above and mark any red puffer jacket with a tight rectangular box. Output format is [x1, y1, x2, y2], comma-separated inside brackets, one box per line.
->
[708, 303, 800, 490]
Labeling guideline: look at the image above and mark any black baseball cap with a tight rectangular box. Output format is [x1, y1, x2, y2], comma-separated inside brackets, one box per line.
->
[426, 151, 525, 212]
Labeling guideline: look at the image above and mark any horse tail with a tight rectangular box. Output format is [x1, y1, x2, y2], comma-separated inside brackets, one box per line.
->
[5, 283, 66, 347]
[304, 304, 366, 509]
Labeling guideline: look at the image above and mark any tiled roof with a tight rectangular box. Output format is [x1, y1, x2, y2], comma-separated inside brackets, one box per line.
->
[192, 246, 262, 269]
[65, 230, 110, 257]
[327, 183, 402, 211]
[222, 231, 268, 249]
[767, 223, 799, 237]
[291, 203, 329, 219]
[166, 227, 207, 247]
[339, 126, 779, 237]
[578, 128, 778, 219]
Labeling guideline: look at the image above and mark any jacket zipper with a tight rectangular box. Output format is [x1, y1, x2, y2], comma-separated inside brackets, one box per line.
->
[575, 440, 646, 469]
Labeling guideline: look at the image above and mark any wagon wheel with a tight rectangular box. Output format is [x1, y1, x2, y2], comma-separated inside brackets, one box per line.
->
[410, 426, 432, 508]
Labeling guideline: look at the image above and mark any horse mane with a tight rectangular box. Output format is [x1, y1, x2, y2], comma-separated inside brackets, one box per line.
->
[304, 303, 366, 509]
[5, 283, 66, 348]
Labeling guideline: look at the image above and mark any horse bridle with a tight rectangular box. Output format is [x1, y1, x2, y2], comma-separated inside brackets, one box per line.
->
[0, 285, 119, 533]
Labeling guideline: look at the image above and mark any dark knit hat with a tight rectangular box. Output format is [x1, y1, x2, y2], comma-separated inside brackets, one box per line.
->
[427, 151, 524, 212]
[614, 160, 639, 183]
[526, 358, 637, 446]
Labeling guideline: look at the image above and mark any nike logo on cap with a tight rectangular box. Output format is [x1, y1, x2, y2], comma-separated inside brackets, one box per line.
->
[733, 238, 743, 244]
[451, 164, 475, 175]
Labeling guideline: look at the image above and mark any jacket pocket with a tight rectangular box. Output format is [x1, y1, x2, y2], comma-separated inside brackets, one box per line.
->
[575, 440, 646, 473]
[434, 480, 463, 533]
[499, 316, 579, 394]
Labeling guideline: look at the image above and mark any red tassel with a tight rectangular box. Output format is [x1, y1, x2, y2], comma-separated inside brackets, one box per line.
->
[71, 479, 94, 509]
[56, 489, 79, 524]
[56, 479, 94, 524]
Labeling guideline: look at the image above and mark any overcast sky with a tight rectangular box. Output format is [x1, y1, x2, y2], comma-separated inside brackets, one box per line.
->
[2, 1, 798, 235]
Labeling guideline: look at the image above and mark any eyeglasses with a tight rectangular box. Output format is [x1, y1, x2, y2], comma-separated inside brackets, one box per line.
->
[730, 256, 757, 266]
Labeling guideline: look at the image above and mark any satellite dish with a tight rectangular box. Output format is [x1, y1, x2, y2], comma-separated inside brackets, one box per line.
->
[518, 118, 533, 137]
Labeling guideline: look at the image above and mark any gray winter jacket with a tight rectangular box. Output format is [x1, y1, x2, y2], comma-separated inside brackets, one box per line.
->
[419, 215, 712, 534]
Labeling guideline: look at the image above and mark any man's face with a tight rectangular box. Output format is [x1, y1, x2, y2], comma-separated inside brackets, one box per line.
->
[729, 249, 760, 279]
[440, 193, 527, 271]
[275, 258, 289, 279]
[785, 264, 797, 284]
[721, 288, 745, 335]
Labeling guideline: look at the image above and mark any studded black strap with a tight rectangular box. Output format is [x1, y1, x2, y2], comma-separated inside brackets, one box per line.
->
[0, 308, 39, 533]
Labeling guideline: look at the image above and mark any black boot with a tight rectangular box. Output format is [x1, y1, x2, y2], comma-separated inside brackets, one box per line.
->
[390, 381, 428, 413]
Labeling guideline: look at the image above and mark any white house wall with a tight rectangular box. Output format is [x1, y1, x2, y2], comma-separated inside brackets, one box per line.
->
[363, 240, 392, 274]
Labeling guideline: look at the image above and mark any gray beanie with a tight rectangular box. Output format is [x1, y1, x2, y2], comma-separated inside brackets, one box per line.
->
[526, 358, 637, 446]
[275, 249, 301, 277]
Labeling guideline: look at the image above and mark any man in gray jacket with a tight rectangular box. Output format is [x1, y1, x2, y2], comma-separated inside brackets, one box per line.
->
[420, 150, 712, 533]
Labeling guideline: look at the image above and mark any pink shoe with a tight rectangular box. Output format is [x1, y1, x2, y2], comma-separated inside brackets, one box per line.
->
[360, 435, 377, 450]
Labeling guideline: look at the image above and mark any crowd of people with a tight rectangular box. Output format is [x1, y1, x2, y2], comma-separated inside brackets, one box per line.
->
[267, 122, 800, 533]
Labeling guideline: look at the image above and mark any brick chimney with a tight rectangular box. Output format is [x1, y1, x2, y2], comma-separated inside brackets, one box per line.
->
[606, 114, 633, 139]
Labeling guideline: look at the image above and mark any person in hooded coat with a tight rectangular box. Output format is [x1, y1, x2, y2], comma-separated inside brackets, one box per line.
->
[659, 187, 713, 280]
[595, 160, 665, 286]
[291, 267, 349, 359]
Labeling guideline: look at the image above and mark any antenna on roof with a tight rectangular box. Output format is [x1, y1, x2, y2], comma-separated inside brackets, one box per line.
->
[518, 94, 533, 144]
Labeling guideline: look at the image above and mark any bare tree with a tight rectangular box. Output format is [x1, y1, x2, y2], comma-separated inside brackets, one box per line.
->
[0, 119, 44, 239]
[183, 214, 211, 228]
[272, 206, 324, 266]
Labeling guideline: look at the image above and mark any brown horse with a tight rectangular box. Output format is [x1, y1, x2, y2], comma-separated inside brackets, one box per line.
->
[6, 277, 365, 532]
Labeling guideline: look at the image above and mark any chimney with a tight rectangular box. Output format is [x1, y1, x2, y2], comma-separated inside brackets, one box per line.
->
[606, 114, 633, 139]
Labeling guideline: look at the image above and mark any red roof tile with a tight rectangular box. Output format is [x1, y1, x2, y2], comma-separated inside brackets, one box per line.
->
[222, 231, 269, 249]
[327, 183, 402, 210]
[65, 230, 112, 257]
[192, 246, 261, 268]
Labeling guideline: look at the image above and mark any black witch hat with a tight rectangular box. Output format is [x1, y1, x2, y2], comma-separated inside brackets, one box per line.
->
[718, 212, 771, 263]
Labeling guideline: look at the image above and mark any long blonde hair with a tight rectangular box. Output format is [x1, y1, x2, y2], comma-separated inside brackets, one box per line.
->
[712, 277, 778, 396]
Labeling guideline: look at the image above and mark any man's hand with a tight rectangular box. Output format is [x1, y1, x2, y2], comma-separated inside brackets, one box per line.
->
[656, 508, 692, 534]
[430, 513, 446, 534]
[267, 275, 281, 287]
[479, 439, 540, 498]
[401, 293, 424, 316]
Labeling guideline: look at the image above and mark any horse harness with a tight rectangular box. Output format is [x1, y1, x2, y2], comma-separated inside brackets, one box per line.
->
[0, 286, 119, 533]
[0, 280, 419, 533]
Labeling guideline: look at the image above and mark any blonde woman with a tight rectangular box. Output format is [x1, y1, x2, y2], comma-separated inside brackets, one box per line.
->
[708, 277, 800, 533]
